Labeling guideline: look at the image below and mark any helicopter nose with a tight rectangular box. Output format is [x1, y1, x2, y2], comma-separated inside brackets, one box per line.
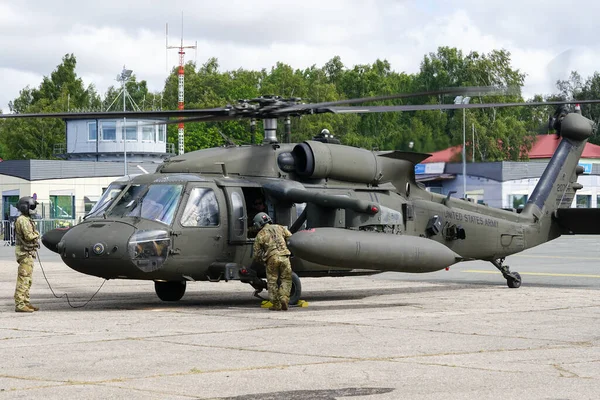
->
[42, 227, 72, 253]
[58, 221, 137, 278]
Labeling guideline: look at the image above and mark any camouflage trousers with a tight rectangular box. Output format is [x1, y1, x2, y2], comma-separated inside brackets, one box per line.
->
[14, 255, 34, 308]
[266, 255, 292, 309]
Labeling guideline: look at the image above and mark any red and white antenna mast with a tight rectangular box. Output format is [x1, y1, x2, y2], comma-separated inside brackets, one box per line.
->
[166, 13, 197, 155]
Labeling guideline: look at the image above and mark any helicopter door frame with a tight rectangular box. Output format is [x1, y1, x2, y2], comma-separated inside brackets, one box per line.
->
[222, 187, 248, 244]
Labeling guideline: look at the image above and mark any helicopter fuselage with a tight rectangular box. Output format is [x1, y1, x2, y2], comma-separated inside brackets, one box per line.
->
[44, 111, 593, 299]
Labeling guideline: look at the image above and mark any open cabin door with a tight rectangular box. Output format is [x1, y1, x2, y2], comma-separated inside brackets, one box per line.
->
[222, 186, 248, 244]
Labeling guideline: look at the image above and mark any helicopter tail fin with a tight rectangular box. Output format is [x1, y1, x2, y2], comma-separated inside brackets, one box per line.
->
[522, 113, 594, 222]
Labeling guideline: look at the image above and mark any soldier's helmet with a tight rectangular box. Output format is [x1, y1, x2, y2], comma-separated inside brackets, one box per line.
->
[17, 196, 38, 216]
[253, 212, 272, 229]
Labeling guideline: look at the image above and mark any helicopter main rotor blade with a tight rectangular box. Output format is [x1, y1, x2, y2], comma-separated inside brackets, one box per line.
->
[273, 86, 516, 114]
[0, 107, 233, 120]
[325, 99, 600, 114]
[0, 86, 515, 121]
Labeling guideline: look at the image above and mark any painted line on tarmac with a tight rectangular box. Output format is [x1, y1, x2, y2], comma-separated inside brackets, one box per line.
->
[512, 254, 600, 260]
[462, 270, 600, 278]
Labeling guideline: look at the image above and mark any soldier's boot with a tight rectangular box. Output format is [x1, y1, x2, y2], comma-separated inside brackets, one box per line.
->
[15, 304, 34, 313]
[26, 303, 40, 311]
[281, 300, 288, 311]
[268, 306, 282, 311]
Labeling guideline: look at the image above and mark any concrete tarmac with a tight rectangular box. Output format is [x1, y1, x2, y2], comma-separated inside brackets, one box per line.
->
[1, 237, 599, 399]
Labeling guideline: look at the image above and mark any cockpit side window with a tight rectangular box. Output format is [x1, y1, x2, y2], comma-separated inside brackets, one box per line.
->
[106, 184, 147, 217]
[134, 184, 183, 225]
[85, 183, 126, 218]
[180, 188, 220, 227]
[105, 184, 183, 226]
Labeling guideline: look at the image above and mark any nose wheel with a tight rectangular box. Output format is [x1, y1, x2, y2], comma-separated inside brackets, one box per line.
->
[491, 258, 522, 288]
[155, 280, 186, 301]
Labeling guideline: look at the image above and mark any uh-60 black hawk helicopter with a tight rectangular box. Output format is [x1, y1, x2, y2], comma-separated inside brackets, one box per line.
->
[3, 88, 600, 305]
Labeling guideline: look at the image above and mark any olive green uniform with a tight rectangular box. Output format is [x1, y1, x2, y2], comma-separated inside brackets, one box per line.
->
[14, 215, 40, 311]
[253, 224, 292, 310]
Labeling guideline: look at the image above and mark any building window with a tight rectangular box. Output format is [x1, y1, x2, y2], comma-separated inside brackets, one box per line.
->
[576, 195, 591, 208]
[2, 195, 19, 219]
[509, 194, 528, 209]
[101, 121, 116, 141]
[124, 122, 138, 141]
[142, 126, 155, 142]
[158, 125, 166, 142]
[50, 195, 74, 219]
[88, 121, 97, 141]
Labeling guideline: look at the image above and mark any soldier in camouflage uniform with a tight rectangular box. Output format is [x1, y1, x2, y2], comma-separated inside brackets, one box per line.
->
[252, 212, 292, 311]
[14, 196, 40, 313]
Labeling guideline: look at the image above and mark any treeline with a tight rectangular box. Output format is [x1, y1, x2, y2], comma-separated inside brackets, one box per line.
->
[2, 48, 600, 161]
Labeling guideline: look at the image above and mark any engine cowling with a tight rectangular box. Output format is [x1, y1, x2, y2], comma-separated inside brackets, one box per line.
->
[291, 140, 383, 184]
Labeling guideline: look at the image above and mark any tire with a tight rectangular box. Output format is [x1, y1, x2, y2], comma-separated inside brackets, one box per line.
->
[506, 272, 522, 289]
[289, 272, 302, 305]
[155, 281, 186, 301]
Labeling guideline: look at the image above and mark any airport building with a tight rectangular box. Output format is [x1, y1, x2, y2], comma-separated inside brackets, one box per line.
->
[0, 118, 172, 225]
[417, 135, 600, 209]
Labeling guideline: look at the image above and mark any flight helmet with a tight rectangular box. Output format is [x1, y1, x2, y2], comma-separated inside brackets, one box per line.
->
[253, 212, 272, 229]
[17, 196, 38, 216]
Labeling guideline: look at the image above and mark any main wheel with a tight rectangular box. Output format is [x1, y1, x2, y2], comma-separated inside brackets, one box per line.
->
[155, 281, 186, 301]
[289, 272, 302, 305]
[506, 272, 522, 289]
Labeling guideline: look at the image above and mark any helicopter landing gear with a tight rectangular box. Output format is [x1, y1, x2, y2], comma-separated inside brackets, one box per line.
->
[491, 258, 522, 288]
[155, 280, 186, 301]
[249, 272, 302, 305]
[289, 272, 302, 306]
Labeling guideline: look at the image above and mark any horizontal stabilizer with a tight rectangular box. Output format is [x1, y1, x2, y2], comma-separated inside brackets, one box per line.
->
[554, 208, 600, 234]
[377, 150, 431, 165]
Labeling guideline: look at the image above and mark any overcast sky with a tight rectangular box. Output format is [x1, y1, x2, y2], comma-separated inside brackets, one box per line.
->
[2, 0, 600, 114]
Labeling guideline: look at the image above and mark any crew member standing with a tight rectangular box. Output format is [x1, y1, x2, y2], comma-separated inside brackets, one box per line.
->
[252, 212, 293, 311]
[14, 196, 40, 313]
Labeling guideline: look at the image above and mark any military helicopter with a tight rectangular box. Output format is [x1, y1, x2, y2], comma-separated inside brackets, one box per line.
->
[3, 88, 600, 305]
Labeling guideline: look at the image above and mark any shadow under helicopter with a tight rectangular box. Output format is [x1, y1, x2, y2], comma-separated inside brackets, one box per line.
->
[28, 281, 494, 312]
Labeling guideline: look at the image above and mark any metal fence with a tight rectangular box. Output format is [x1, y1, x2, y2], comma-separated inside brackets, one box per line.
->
[2, 219, 76, 246]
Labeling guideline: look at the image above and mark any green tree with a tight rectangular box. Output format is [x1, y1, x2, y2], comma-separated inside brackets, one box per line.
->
[0, 54, 101, 159]
[414, 47, 530, 160]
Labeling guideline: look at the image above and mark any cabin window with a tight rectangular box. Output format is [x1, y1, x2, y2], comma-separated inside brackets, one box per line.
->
[597, 195, 600, 208]
[88, 121, 97, 141]
[180, 188, 220, 227]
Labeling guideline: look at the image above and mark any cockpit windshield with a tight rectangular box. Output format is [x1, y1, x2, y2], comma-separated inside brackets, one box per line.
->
[105, 184, 184, 225]
[85, 183, 127, 219]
